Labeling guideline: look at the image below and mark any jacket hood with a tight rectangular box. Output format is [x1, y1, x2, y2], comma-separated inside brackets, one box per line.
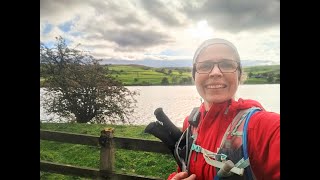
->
[199, 98, 264, 115]
[196, 98, 265, 132]
[183, 98, 265, 131]
[231, 98, 265, 111]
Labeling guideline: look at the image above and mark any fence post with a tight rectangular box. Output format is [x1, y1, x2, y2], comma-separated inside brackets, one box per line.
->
[98, 128, 115, 180]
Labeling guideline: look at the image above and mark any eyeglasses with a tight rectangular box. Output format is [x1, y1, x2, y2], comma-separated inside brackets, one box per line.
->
[194, 59, 239, 74]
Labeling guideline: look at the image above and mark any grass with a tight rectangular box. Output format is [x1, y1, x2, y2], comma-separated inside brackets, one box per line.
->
[243, 78, 269, 84]
[107, 65, 192, 85]
[243, 65, 280, 84]
[40, 123, 177, 180]
[41, 64, 280, 86]
[243, 65, 280, 74]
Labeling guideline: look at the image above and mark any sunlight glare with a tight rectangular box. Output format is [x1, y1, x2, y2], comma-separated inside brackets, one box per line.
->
[187, 20, 214, 41]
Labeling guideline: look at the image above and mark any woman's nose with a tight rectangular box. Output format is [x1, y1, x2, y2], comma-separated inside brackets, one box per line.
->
[208, 65, 223, 77]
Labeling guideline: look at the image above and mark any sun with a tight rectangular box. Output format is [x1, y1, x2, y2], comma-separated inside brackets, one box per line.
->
[187, 20, 214, 40]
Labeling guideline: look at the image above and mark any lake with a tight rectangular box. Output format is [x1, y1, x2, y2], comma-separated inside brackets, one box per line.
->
[40, 84, 279, 127]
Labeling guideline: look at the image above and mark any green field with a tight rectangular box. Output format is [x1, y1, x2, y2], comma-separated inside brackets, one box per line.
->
[243, 65, 280, 84]
[40, 123, 176, 180]
[106, 64, 192, 85]
[40, 64, 280, 86]
[243, 65, 280, 74]
[107, 64, 280, 85]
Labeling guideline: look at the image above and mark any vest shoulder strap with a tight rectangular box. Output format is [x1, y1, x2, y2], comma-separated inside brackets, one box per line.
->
[242, 107, 261, 180]
[188, 107, 200, 127]
[216, 107, 261, 180]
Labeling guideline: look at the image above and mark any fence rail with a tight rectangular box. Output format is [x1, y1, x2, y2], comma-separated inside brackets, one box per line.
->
[40, 130, 171, 154]
[40, 129, 170, 180]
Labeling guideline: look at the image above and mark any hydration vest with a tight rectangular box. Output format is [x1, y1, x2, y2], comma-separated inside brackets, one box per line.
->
[173, 106, 261, 180]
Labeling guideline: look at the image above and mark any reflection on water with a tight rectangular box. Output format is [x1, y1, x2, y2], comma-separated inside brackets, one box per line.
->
[41, 84, 279, 127]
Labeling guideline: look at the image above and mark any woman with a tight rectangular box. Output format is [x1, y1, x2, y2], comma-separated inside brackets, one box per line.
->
[168, 38, 280, 180]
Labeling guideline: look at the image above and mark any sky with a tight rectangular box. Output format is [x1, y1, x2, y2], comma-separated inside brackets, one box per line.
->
[40, 0, 280, 65]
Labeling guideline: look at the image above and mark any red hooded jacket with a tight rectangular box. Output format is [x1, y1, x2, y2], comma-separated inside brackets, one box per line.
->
[167, 98, 280, 180]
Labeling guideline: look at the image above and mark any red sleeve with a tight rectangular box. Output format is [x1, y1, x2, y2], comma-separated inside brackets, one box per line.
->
[167, 172, 177, 180]
[182, 116, 190, 131]
[247, 111, 280, 180]
[167, 161, 182, 179]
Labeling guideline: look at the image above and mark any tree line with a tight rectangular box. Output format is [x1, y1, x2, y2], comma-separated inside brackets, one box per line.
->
[247, 71, 280, 84]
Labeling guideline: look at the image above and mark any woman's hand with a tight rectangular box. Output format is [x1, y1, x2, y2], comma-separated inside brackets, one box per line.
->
[171, 172, 196, 180]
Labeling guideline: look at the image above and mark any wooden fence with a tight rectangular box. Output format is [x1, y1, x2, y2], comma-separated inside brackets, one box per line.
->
[40, 128, 172, 180]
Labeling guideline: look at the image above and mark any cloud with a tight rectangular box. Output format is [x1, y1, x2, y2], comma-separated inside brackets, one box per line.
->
[40, 0, 90, 24]
[183, 0, 279, 33]
[140, 0, 187, 27]
[110, 29, 173, 49]
[40, 0, 280, 64]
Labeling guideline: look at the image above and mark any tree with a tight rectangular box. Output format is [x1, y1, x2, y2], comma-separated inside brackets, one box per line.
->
[267, 76, 274, 83]
[172, 75, 178, 84]
[161, 77, 169, 85]
[179, 77, 192, 85]
[40, 36, 138, 124]
[160, 68, 166, 74]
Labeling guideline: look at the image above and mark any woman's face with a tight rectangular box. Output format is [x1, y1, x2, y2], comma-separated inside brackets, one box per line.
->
[194, 44, 240, 106]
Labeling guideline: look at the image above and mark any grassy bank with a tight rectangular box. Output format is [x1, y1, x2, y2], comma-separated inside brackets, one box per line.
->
[40, 123, 177, 180]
